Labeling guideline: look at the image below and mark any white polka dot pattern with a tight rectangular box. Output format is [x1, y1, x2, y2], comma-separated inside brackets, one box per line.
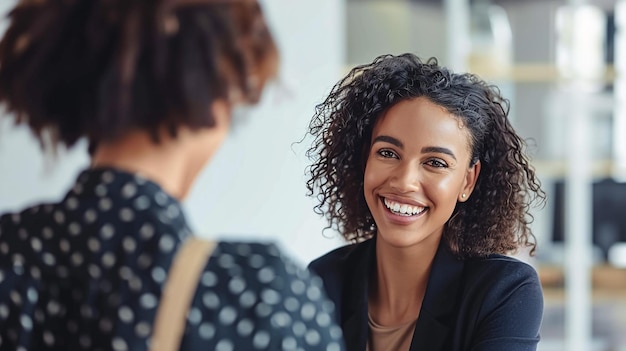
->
[0, 168, 345, 350]
[178, 242, 345, 350]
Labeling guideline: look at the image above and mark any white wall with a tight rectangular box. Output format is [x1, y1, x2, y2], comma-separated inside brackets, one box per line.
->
[0, 0, 347, 265]
[347, 2, 447, 66]
[186, 0, 347, 264]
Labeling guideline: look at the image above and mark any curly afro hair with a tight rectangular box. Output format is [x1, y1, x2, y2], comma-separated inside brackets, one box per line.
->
[306, 53, 545, 258]
[0, 0, 278, 149]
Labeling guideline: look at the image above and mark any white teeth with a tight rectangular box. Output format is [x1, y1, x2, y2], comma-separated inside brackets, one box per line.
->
[383, 198, 425, 216]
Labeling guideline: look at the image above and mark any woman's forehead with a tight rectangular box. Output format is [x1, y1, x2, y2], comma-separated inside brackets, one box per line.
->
[371, 98, 473, 153]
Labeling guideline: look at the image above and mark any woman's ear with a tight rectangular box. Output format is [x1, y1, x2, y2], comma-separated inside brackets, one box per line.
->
[458, 160, 481, 202]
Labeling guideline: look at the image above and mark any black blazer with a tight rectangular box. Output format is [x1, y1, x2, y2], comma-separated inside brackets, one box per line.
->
[309, 238, 543, 351]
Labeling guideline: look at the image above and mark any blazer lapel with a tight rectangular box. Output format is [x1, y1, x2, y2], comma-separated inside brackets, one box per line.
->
[411, 310, 449, 351]
[340, 239, 376, 351]
[410, 242, 465, 351]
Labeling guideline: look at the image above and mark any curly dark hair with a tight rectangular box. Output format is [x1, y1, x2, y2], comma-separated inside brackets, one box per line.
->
[0, 0, 278, 149]
[306, 53, 546, 258]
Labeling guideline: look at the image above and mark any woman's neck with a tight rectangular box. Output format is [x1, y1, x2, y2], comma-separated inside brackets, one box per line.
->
[369, 236, 440, 326]
[90, 102, 231, 200]
[90, 126, 226, 200]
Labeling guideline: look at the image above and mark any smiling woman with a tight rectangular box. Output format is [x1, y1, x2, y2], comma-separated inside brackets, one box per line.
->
[305, 53, 546, 351]
[364, 97, 480, 253]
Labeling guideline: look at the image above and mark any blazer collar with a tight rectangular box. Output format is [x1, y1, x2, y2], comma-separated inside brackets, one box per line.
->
[340, 237, 465, 351]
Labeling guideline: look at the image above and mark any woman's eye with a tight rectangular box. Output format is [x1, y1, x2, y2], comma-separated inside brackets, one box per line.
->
[378, 149, 398, 159]
[426, 159, 447, 168]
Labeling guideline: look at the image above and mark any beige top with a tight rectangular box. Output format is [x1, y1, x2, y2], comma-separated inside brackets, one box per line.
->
[366, 314, 417, 351]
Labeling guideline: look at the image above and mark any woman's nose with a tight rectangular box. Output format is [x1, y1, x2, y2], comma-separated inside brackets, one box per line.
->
[389, 162, 420, 192]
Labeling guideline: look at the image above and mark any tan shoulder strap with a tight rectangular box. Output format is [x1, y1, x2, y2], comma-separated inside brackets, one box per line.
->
[150, 236, 217, 351]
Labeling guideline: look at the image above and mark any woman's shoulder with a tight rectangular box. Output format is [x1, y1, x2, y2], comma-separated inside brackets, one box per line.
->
[206, 240, 305, 283]
[464, 254, 540, 280]
[190, 239, 346, 350]
[454, 255, 544, 347]
[214, 240, 284, 261]
[461, 254, 543, 300]
[204, 239, 339, 299]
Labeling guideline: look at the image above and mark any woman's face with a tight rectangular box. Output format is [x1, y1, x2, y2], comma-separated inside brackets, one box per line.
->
[363, 97, 480, 250]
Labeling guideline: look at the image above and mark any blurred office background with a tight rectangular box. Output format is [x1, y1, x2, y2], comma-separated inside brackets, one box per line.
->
[0, 0, 625, 350]
[346, 1, 626, 350]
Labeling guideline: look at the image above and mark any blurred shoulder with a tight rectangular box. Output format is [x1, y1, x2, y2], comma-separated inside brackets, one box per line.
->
[213, 241, 301, 274]
[207, 240, 333, 296]
[192, 240, 346, 350]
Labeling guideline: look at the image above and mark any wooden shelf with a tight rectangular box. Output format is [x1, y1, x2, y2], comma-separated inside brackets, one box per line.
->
[539, 264, 626, 291]
[342, 62, 618, 84]
[468, 63, 617, 83]
[531, 159, 625, 179]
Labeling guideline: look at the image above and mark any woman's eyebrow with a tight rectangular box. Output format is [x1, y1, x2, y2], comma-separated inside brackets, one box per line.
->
[421, 146, 457, 160]
[372, 135, 403, 148]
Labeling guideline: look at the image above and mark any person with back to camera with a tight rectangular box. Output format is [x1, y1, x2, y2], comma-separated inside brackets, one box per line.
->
[305, 53, 546, 351]
[0, 0, 346, 350]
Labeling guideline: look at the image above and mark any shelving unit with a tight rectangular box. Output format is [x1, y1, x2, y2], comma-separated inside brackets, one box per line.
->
[468, 63, 616, 83]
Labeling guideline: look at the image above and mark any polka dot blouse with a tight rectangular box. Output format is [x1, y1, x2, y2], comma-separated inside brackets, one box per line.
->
[0, 168, 345, 351]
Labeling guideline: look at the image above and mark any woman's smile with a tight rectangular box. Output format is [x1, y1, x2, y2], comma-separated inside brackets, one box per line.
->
[382, 197, 426, 216]
[379, 196, 429, 229]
